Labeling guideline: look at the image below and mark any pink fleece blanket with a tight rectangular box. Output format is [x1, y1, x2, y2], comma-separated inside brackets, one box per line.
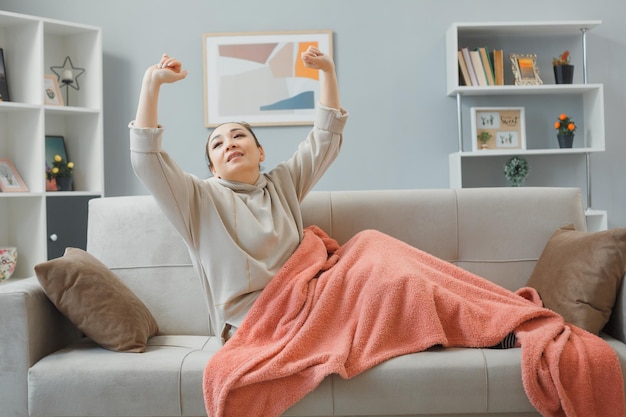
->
[203, 226, 625, 417]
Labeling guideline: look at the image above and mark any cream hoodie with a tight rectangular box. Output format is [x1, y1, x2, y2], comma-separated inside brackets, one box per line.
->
[129, 105, 348, 343]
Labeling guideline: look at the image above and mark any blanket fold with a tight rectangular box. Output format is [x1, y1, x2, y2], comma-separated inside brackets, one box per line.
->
[203, 226, 625, 417]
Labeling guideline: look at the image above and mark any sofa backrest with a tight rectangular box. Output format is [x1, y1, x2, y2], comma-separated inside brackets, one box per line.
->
[87, 187, 586, 336]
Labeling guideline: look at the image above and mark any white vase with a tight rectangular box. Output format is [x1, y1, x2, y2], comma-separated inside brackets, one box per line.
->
[0, 246, 17, 281]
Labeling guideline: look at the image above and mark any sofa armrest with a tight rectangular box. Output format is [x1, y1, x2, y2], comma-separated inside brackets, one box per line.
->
[0, 277, 81, 417]
[605, 273, 626, 343]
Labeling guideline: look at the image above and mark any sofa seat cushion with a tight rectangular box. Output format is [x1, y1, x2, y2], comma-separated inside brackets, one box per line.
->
[28, 336, 220, 417]
[28, 336, 538, 417]
[331, 346, 534, 416]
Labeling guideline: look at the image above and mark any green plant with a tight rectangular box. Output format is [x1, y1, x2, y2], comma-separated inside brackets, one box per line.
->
[478, 131, 492, 144]
[504, 156, 529, 187]
[554, 113, 576, 136]
[46, 154, 74, 179]
[552, 50, 571, 66]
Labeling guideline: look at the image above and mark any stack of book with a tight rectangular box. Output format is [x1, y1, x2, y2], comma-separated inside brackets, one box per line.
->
[458, 47, 504, 86]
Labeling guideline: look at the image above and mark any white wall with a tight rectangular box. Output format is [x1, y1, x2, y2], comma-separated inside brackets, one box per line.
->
[1, 0, 624, 227]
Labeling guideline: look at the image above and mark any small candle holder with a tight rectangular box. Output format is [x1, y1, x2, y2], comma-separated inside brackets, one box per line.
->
[50, 56, 85, 106]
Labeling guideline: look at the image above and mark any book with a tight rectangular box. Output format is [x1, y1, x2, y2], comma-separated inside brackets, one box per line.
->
[478, 47, 495, 86]
[469, 49, 487, 86]
[457, 50, 472, 86]
[492, 49, 504, 85]
[461, 48, 479, 87]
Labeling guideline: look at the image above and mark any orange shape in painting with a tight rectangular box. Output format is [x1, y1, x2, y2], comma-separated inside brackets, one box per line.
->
[295, 41, 319, 80]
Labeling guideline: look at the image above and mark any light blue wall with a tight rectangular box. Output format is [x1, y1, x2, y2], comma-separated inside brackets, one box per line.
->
[1, 0, 625, 227]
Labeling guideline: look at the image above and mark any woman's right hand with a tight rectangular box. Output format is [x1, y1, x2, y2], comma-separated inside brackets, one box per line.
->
[134, 54, 187, 128]
[145, 53, 188, 86]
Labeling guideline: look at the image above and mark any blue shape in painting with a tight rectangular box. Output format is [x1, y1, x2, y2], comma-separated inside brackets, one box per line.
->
[260, 91, 314, 111]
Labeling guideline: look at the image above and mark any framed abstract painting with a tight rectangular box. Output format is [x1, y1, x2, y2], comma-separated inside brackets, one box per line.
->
[203, 30, 333, 127]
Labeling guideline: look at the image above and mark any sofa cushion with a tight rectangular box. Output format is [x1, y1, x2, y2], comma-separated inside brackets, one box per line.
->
[526, 225, 626, 335]
[34, 247, 159, 352]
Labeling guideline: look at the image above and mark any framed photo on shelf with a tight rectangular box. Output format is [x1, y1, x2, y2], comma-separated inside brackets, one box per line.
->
[470, 107, 526, 152]
[510, 53, 542, 86]
[43, 74, 64, 106]
[203, 30, 332, 127]
[0, 159, 28, 192]
[0, 48, 9, 102]
[45, 135, 69, 191]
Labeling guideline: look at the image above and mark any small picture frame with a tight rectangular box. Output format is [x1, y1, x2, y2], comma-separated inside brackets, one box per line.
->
[0, 159, 28, 192]
[471, 107, 526, 152]
[0, 48, 9, 102]
[510, 53, 542, 86]
[45, 135, 69, 192]
[45, 135, 68, 170]
[44, 74, 64, 106]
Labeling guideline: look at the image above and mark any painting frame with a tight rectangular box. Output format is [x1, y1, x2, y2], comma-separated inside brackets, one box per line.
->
[203, 30, 333, 127]
[0, 48, 9, 102]
[0, 158, 28, 192]
[43, 74, 64, 106]
[510, 53, 542, 86]
[45, 135, 69, 191]
[470, 107, 526, 152]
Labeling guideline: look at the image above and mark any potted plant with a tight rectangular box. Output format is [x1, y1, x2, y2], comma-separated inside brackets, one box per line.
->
[46, 154, 74, 191]
[552, 50, 574, 84]
[554, 113, 576, 148]
[477, 131, 491, 149]
[504, 156, 529, 187]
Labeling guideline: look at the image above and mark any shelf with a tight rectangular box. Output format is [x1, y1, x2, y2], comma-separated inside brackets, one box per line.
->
[0, 192, 44, 198]
[446, 20, 601, 95]
[448, 21, 601, 37]
[0, 10, 103, 274]
[44, 105, 101, 115]
[448, 83, 602, 98]
[446, 21, 606, 228]
[45, 191, 101, 197]
[585, 209, 607, 232]
[0, 101, 40, 112]
[453, 147, 603, 158]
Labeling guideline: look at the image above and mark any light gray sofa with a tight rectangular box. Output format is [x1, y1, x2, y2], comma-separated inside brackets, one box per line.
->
[1, 187, 625, 417]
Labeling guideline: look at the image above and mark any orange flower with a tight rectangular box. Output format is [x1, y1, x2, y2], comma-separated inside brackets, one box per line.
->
[554, 114, 576, 136]
[553, 51, 571, 66]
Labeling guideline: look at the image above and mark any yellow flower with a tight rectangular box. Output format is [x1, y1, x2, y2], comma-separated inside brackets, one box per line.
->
[46, 155, 74, 180]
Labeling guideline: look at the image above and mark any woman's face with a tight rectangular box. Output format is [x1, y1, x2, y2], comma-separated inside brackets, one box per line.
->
[207, 123, 265, 184]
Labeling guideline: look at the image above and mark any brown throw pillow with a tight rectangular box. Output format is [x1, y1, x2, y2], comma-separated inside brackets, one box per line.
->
[35, 247, 158, 352]
[527, 224, 626, 335]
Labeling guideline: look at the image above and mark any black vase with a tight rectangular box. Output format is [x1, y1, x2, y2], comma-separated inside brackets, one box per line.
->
[56, 176, 73, 191]
[554, 65, 574, 84]
[557, 134, 574, 148]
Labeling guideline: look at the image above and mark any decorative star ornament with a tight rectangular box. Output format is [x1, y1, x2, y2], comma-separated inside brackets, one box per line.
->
[50, 56, 85, 91]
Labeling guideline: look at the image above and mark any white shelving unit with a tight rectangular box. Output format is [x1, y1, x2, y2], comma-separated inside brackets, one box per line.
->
[0, 11, 103, 278]
[446, 20, 607, 231]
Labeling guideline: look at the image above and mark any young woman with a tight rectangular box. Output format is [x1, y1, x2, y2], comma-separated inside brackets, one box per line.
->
[130, 47, 348, 343]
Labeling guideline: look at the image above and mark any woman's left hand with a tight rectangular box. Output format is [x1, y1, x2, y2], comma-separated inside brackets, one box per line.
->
[301, 46, 334, 73]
